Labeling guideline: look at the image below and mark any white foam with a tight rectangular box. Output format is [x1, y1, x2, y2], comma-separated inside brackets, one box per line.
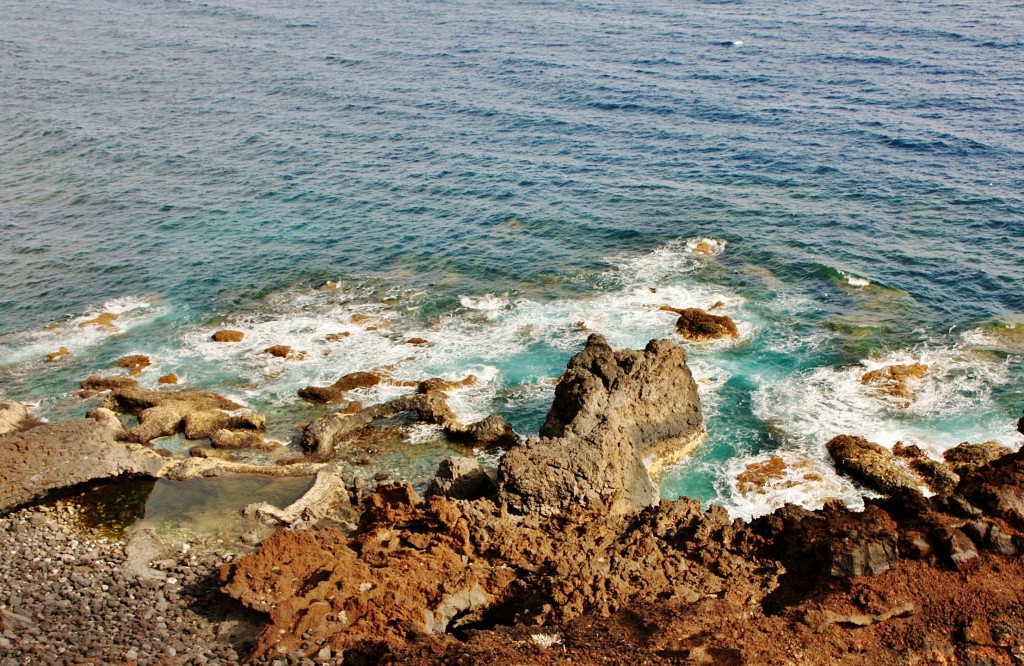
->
[0, 296, 163, 366]
[459, 294, 510, 313]
[839, 270, 870, 288]
[403, 423, 445, 446]
[723, 451, 862, 521]
[751, 344, 1018, 462]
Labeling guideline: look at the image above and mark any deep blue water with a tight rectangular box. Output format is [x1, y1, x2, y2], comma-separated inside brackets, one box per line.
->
[2, 0, 1023, 517]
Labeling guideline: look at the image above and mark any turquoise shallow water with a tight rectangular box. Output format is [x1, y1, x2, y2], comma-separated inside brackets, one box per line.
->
[1, 0, 1023, 518]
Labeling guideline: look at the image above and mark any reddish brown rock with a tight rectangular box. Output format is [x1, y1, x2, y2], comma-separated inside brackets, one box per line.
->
[943, 441, 1013, 476]
[81, 375, 139, 391]
[78, 312, 118, 330]
[158, 373, 179, 385]
[211, 329, 244, 342]
[325, 332, 350, 342]
[892, 442, 959, 495]
[860, 363, 928, 406]
[406, 337, 429, 345]
[116, 354, 151, 376]
[672, 308, 739, 342]
[827, 435, 921, 495]
[298, 371, 387, 403]
[46, 347, 71, 361]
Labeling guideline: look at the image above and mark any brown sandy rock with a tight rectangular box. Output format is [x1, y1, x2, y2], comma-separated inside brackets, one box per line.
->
[0, 411, 165, 512]
[158, 373, 179, 385]
[100, 386, 252, 444]
[498, 334, 704, 516]
[672, 308, 739, 342]
[827, 435, 921, 495]
[78, 312, 118, 330]
[116, 354, 151, 375]
[736, 456, 823, 496]
[264, 345, 306, 360]
[860, 363, 928, 406]
[209, 429, 269, 450]
[0, 400, 30, 436]
[406, 337, 429, 345]
[46, 347, 71, 361]
[298, 371, 387, 403]
[892, 442, 960, 495]
[943, 441, 1013, 476]
[325, 332, 350, 342]
[182, 410, 265, 440]
[81, 375, 139, 391]
[211, 329, 244, 342]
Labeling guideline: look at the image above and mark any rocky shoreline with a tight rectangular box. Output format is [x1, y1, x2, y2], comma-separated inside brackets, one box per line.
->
[2, 333, 1023, 664]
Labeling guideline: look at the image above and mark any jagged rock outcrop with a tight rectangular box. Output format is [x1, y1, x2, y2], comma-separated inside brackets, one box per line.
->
[827, 435, 921, 495]
[116, 354, 151, 375]
[498, 335, 705, 516]
[944, 441, 1012, 476]
[0, 400, 30, 435]
[427, 456, 494, 500]
[0, 409, 166, 512]
[893, 442, 960, 495]
[81, 375, 139, 392]
[301, 379, 516, 459]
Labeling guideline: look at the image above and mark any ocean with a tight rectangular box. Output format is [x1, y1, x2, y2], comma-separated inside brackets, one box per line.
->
[2, 0, 1022, 519]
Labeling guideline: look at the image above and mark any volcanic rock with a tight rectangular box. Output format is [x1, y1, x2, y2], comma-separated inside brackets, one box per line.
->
[672, 308, 739, 342]
[427, 456, 494, 500]
[264, 345, 305, 360]
[78, 312, 118, 330]
[298, 371, 387, 403]
[46, 347, 71, 361]
[158, 373, 179, 385]
[943, 441, 1013, 476]
[860, 363, 928, 406]
[892, 442, 959, 495]
[0, 400, 30, 436]
[827, 435, 921, 495]
[211, 329, 244, 342]
[0, 410, 165, 512]
[81, 375, 139, 391]
[99, 386, 258, 444]
[498, 335, 705, 516]
[116, 354, 151, 375]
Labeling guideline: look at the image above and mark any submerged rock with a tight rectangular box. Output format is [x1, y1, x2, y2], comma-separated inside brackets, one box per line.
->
[299, 371, 388, 403]
[78, 312, 118, 330]
[264, 345, 305, 360]
[0, 411, 165, 512]
[860, 363, 928, 406]
[671, 308, 739, 342]
[498, 334, 705, 516]
[827, 435, 921, 495]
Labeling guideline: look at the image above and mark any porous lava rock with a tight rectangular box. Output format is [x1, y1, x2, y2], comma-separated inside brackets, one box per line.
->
[211, 329, 244, 342]
[827, 435, 921, 495]
[0, 410, 165, 512]
[893, 442, 960, 495]
[301, 378, 515, 459]
[498, 334, 704, 515]
[670, 307, 739, 342]
[427, 456, 494, 500]
[944, 441, 1013, 476]
[860, 363, 928, 406]
[116, 354, 151, 375]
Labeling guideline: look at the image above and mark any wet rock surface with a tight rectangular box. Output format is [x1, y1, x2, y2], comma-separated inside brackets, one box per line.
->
[669, 307, 739, 342]
[827, 434, 921, 495]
